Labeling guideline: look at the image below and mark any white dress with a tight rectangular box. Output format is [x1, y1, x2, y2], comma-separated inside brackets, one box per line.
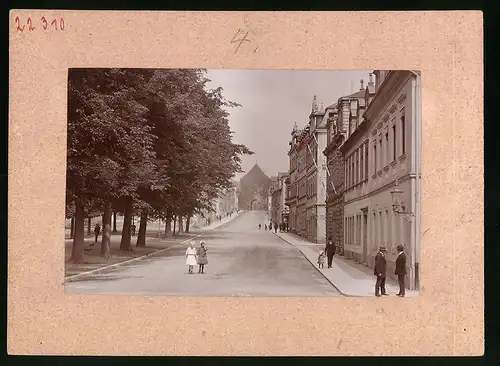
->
[185, 247, 197, 266]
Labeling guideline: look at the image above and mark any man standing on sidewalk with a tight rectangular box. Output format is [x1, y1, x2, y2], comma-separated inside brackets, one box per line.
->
[395, 244, 407, 297]
[325, 236, 336, 268]
[374, 246, 388, 297]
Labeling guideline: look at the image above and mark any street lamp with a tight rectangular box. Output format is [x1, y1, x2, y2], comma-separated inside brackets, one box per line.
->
[390, 179, 414, 222]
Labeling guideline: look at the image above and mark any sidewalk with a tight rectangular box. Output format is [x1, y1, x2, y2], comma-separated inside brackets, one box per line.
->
[273, 231, 419, 297]
[195, 210, 243, 231]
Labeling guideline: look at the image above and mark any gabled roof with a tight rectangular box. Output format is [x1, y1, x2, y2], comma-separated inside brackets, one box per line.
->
[342, 89, 365, 99]
[240, 164, 270, 184]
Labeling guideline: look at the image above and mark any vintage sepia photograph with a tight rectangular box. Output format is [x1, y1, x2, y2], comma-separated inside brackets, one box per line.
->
[64, 68, 421, 297]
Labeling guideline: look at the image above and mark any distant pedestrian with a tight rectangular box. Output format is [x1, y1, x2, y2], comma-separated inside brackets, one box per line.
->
[317, 250, 325, 269]
[395, 244, 407, 297]
[325, 236, 336, 268]
[185, 241, 198, 274]
[264, 224, 268, 231]
[374, 246, 388, 297]
[197, 241, 208, 274]
[94, 223, 101, 243]
[258, 223, 261, 230]
[286, 222, 289, 232]
[131, 224, 136, 236]
[274, 222, 278, 233]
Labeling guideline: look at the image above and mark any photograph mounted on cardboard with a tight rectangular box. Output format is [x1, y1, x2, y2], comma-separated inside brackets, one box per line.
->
[64, 68, 421, 297]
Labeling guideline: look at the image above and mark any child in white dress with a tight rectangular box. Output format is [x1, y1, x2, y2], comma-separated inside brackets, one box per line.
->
[185, 241, 198, 274]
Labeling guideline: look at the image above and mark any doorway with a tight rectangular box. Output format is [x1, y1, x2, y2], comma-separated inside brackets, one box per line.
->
[361, 208, 368, 264]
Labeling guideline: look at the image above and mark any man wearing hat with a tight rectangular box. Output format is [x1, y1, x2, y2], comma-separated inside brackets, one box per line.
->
[395, 244, 407, 297]
[374, 246, 388, 297]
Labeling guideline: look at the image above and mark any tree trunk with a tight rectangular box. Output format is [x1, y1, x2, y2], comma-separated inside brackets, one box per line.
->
[87, 217, 91, 237]
[178, 215, 184, 234]
[185, 214, 191, 233]
[119, 198, 133, 251]
[70, 217, 75, 239]
[101, 204, 112, 257]
[172, 215, 177, 236]
[69, 200, 85, 263]
[164, 211, 172, 236]
[112, 212, 117, 232]
[136, 210, 148, 247]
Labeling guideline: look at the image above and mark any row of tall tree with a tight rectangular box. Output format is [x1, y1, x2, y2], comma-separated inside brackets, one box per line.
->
[66, 68, 252, 263]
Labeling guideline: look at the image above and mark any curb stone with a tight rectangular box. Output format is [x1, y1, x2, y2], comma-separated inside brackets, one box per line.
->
[272, 232, 356, 297]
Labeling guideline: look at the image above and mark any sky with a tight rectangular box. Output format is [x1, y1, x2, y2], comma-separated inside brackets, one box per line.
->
[205, 69, 372, 181]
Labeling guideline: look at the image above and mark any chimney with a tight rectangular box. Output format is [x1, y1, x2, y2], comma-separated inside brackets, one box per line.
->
[373, 70, 380, 91]
[368, 73, 374, 86]
[360, 79, 364, 90]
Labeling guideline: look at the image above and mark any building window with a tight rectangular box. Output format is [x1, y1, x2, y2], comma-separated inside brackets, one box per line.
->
[392, 124, 396, 161]
[355, 150, 359, 184]
[365, 144, 369, 179]
[401, 111, 406, 155]
[379, 211, 383, 247]
[379, 138, 382, 170]
[385, 209, 389, 247]
[373, 145, 377, 173]
[345, 217, 348, 246]
[372, 212, 377, 247]
[351, 157, 355, 187]
[358, 214, 362, 246]
[348, 156, 351, 188]
[345, 162, 348, 188]
[360, 147, 364, 182]
[385, 133, 389, 167]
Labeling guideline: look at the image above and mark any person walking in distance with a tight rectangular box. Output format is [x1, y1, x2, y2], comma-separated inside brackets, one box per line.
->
[94, 223, 101, 243]
[324, 236, 336, 268]
[274, 222, 278, 233]
[258, 223, 261, 230]
[197, 241, 208, 274]
[374, 246, 389, 297]
[264, 224, 268, 231]
[395, 244, 407, 297]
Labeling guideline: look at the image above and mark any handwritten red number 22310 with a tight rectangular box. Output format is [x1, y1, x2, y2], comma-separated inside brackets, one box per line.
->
[15, 16, 65, 32]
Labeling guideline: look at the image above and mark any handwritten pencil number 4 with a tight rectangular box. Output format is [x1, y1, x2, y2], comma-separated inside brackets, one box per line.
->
[15, 16, 65, 32]
[231, 29, 258, 54]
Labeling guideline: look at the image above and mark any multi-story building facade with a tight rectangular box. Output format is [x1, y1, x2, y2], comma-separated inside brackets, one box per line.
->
[285, 123, 300, 233]
[340, 70, 421, 290]
[269, 172, 289, 225]
[324, 81, 375, 254]
[285, 96, 328, 243]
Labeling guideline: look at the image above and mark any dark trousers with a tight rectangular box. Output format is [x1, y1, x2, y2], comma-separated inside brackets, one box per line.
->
[95, 233, 99, 242]
[398, 275, 406, 295]
[327, 253, 334, 267]
[375, 275, 386, 295]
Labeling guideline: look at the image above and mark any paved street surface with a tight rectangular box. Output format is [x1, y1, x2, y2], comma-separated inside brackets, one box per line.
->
[65, 211, 340, 296]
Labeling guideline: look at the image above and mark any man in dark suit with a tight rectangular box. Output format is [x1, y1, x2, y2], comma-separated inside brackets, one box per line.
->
[374, 246, 388, 297]
[324, 236, 336, 268]
[395, 244, 407, 297]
